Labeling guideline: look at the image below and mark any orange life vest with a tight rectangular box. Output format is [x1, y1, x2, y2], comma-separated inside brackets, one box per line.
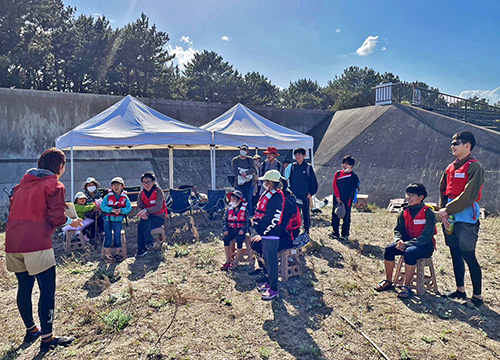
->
[444, 158, 482, 201]
[227, 202, 247, 229]
[254, 189, 285, 225]
[141, 188, 168, 217]
[403, 205, 437, 248]
[106, 190, 128, 217]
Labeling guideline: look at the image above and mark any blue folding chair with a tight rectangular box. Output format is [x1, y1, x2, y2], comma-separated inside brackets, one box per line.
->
[201, 189, 227, 223]
[166, 188, 193, 215]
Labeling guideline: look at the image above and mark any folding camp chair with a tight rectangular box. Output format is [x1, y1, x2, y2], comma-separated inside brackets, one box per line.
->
[166, 188, 194, 215]
[123, 185, 141, 202]
[200, 189, 227, 224]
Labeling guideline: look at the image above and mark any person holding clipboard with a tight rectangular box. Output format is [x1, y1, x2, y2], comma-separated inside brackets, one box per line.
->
[4, 148, 82, 351]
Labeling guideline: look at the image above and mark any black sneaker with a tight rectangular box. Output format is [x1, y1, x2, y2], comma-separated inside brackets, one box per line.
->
[328, 232, 339, 239]
[470, 297, 484, 307]
[23, 327, 41, 343]
[136, 249, 148, 258]
[444, 290, 467, 299]
[40, 336, 75, 351]
[248, 268, 263, 276]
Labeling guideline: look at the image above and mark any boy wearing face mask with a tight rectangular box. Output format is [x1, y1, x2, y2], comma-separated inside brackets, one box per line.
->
[221, 190, 249, 270]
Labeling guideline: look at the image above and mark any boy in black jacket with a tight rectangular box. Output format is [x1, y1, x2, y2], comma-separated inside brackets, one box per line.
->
[330, 155, 360, 241]
[289, 147, 318, 233]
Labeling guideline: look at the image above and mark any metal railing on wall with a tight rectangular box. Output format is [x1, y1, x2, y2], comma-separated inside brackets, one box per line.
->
[373, 83, 500, 129]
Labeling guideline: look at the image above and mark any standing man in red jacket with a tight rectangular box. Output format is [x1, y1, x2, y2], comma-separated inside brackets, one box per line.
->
[438, 131, 485, 306]
[5, 148, 82, 351]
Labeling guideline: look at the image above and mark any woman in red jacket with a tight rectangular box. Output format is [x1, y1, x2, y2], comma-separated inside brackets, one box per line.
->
[5, 148, 81, 351]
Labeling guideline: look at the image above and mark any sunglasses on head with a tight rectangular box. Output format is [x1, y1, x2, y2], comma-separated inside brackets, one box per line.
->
[451, 141, 463, 146]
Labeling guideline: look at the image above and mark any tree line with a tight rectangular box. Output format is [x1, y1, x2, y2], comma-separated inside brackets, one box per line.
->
[2, 0, 496, 110]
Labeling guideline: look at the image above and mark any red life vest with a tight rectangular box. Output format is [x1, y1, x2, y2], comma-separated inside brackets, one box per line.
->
[286, 206, 302, 232]
[444, 158, 482, 201]
[404, 205, 437, 248]
[106, 190, 128, 217]
[141, 188, 168, 217]
[227, 202, 247, 229]
[255, 189, 285, 224]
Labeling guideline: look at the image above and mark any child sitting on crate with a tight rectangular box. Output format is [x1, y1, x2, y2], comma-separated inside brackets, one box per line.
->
[375, 183, 437, 298]
[73, 191, 96, 242]
[100, 177, 132, 262]
[221, 190, 250, 270]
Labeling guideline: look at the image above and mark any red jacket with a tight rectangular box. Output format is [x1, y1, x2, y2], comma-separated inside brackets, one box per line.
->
[5, 169, 67, 253]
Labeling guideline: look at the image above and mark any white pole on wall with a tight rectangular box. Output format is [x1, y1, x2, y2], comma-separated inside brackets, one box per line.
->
[70, 146, 74, 200]
[210, 146, 216, 189]
[168, 147, 174, 189]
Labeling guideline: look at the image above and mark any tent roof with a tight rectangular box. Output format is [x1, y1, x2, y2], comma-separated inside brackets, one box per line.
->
[56, 95, 212, 150]
[200, 103, 313, 150]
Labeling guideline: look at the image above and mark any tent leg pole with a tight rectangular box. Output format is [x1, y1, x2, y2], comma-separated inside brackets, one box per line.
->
[70, 146, 74, 201]
[309, 147, 316, 209]
[210, 146, 216, 190]
[169, 148, 174, 189]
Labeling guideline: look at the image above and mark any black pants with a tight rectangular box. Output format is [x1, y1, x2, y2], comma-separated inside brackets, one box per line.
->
[444, 222, 482, 296]
[449, 246, 482, 296]
[297, 197, 311, 231]
[223, 228, 246, 248]
[137, 215, 165, 253]
[15, 266, 56, 336]
[331, 199, 352, 237]
[262, 238, 280, 291]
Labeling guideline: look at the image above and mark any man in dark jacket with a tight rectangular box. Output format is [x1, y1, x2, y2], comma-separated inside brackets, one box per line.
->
[289, 147, 318, 233]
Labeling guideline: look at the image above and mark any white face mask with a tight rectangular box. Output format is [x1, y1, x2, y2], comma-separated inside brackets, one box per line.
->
[229, 201, 238, 208]
[239, 150, 247, 156]
[87, 186, 96, 193]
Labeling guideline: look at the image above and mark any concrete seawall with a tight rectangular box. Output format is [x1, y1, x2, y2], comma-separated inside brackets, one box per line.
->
[0, 88, 332, 217]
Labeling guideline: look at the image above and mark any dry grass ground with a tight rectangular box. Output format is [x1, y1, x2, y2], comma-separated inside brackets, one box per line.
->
[0, 208, 499, 360]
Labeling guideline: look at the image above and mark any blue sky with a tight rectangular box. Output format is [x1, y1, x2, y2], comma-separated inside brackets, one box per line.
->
[64, 0, 500, 103]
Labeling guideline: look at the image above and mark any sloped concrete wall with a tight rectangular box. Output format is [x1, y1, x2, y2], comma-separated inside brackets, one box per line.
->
[0, 88, 332, 217]
[313, 104, 500, 212]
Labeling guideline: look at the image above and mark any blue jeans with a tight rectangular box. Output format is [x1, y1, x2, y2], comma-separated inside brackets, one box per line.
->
[104, 220, 122, 248]
[236, 184, 254, 216]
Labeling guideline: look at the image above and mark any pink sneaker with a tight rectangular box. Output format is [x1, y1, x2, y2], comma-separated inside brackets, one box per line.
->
[220, 262, 231, 271]
[257, 282, 270, 292]
[262, 288, 279, 300]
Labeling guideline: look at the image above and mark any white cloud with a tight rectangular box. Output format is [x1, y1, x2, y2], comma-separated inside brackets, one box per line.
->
[336, 28, 341, 33]
[382, 46, 387, 51]
[221, 35, 231, 41]
[356, 35, 379, 56]
[459, 86, 500, 105]
[180, 36, 193, 45]
[168, 45, 199, 70]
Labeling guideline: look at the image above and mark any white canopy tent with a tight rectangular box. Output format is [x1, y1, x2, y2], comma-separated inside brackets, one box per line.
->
[200, 103, 314, 189]
[55, 95, 213, 198]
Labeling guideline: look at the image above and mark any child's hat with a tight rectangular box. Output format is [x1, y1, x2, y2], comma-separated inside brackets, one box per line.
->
[111, 177, 125, 185]
[258, 170, 282, 183]
[74, 191, 86, 200]
[227, 189, 244, 202]
[82, 177, 100, 189]
[405, 183, 427, 199]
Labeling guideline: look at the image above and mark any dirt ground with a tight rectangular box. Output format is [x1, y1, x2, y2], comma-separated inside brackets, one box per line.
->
[0, 208, 499, 360]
